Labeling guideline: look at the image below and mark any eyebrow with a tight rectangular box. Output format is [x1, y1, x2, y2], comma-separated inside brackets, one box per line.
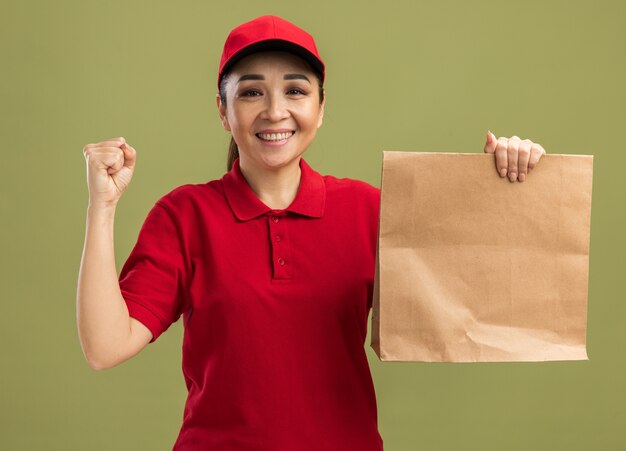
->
[237, 73, 311, 83]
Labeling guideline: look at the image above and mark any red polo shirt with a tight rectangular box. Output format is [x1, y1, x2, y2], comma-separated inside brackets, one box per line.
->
[118, 157, 384, 450]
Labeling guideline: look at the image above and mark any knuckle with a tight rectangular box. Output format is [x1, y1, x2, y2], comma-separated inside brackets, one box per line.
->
[519, 139, 532, 156]
[520, 140, 532, 151]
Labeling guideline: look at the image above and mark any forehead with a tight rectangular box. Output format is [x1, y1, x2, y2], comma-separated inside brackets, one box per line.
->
[229, 50, 314, 76]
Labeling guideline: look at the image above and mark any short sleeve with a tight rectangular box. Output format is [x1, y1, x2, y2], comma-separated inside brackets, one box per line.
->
[118, 201, 189, 343]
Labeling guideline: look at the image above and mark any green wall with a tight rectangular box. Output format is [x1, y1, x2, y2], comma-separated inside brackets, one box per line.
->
[2, 0, 624, 449]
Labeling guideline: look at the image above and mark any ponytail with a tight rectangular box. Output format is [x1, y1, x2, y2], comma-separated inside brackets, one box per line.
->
[227, 137, 239, 172]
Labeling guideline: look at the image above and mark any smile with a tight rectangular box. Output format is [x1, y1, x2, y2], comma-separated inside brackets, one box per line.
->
[256, 131, 295, 142]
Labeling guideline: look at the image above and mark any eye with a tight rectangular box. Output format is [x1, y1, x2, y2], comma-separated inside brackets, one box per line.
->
[240, 89, 262, 97]
[287, 88, 307, 95]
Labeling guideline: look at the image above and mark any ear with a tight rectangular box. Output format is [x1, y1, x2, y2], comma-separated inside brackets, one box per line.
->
[216, 94, 231, 132]
[317, 91, 326, 129]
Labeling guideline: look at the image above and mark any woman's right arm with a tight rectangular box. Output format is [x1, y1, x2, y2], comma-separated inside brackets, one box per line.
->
[76, 137, 152, 370]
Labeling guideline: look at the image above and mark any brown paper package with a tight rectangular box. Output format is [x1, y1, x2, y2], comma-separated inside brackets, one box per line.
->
[371, 151, 593, 362]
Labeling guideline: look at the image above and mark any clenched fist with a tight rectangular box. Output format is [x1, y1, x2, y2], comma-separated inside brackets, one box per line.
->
[83, 137, 136, 207]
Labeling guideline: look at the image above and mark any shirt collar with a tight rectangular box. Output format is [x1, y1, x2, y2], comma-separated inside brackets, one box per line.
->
[221, 157, 326, 221]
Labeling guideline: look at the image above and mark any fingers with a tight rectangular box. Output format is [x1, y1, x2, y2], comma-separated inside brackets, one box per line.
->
[507, 136, 520, 182]
[484, 131, 497, 154]
[83, 136, 132, 175]
[83, 137, 126, 155]
[121, 142, 137, 171]
[517, 140, 532, 182]
[103, 147, 126, 174]
[528, 143, 545, 172]
[488, 132, 547, 182]
[495, 137, 509, 178]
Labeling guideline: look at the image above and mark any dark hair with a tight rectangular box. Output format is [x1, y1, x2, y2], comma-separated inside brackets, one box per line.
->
[218, 55, 325, 172]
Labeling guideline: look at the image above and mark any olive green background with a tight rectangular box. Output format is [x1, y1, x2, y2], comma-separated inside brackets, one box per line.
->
[2, 0, 624, 449]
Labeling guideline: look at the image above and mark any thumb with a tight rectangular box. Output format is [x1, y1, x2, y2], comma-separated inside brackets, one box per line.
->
[120, 143, 137, 171]
[484, 130, 497, 154]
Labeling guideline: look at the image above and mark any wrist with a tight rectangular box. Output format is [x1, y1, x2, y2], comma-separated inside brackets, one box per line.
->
[87, 202, 118, 214]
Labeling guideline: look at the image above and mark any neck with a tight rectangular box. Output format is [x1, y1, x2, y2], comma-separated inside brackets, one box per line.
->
[238, 157, 302, 210]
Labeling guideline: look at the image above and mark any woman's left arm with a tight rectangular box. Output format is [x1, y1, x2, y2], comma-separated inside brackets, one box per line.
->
[483, 131, 546, 182]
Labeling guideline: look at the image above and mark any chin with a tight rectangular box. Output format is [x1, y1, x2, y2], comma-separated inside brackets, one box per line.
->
[254, 151, 306, 171]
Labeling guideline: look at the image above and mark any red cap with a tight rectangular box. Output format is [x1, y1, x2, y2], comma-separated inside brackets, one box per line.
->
[217, 15, 325, 89]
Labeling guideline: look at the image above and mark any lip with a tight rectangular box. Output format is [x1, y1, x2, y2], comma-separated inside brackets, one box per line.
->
[255, 130, 295, 147]
[256, 128, 295, 134]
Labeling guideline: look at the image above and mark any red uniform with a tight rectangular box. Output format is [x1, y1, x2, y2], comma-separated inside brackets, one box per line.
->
[119, 157, 384, 450]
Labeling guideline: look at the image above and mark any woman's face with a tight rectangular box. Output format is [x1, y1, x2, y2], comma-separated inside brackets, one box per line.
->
[217, 51, 325, 172]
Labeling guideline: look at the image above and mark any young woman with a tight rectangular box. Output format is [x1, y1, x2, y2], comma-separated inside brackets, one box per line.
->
[77, 15, 545, 450]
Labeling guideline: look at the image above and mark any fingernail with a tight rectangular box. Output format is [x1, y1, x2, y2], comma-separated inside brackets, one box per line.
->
[509, 172, 517, 182]
[519, 173, 525, 182]
[499, 168, 507, 177]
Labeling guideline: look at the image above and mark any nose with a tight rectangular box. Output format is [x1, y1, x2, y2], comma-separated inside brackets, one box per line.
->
[261, 92, 290, 123]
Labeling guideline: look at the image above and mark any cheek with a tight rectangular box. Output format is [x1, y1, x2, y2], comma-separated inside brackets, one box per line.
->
[228, 108, 254, 133]
[296, 105, 322, 130]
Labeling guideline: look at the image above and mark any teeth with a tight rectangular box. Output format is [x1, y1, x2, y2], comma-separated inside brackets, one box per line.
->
[257, 131, 294, 141]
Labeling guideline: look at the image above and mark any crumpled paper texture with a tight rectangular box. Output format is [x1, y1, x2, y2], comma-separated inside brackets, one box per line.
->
[371, 151, 593, 362]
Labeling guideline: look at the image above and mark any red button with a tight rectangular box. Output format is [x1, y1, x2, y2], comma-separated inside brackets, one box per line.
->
[275, 235, 281, 242]
[278, 257, 285, 266]
[272, 216, 279, 223]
